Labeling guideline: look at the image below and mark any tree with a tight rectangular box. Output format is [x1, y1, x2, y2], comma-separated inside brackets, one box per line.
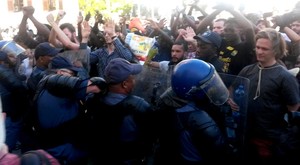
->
[78, 0, 133, 18]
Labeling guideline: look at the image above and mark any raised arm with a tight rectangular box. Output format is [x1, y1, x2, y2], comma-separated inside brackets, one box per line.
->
[47, 12, 80, 50]
[195, 9, 222, 34]
[26, 7, 50, 39]
[81, 20, 91, 45]
[47, 12, 64, 48]
[148, 18, 174, 44]
[18, 6, 40, 49]
[77, 11, 84, 42]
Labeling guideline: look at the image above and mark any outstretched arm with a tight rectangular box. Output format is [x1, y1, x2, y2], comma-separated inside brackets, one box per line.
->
[47, 12, 80, 50]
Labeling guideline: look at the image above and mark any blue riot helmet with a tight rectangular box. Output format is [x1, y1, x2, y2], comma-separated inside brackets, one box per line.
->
[171, 59, 229, 105]
[0, 41, 27, 80]
[0, 40, 25, 57]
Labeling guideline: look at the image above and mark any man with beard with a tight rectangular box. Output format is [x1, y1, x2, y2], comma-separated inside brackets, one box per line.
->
[147, 40, 188, 72]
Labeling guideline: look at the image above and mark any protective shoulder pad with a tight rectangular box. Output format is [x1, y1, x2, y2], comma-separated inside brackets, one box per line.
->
[43, 74, 81, 97]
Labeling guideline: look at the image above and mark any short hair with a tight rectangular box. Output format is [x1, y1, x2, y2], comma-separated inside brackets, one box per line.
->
[214, 18, 227, 23]
[173, 40, 188, 52]
[256, 19, 271, 27]
[59, 23, 76, 33]
[255, 28, 286, 59]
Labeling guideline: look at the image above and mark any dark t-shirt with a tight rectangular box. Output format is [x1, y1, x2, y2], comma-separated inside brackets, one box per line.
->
[238, 63, 300, 139]
[218, 40, 255, 75]
[206, 55, 225, 73]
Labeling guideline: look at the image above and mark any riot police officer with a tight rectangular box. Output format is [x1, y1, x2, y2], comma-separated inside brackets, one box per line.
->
[154, 59, 230, 165]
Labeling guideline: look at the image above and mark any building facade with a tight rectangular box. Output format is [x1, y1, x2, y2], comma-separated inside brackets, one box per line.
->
[0, 0, 79, 29]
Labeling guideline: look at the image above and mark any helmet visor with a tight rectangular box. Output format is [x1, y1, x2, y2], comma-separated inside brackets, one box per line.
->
[200, 70, 229, 105]
[1, 41, 25, 57]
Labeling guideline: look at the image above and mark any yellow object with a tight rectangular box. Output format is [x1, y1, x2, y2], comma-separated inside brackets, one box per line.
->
[144, 47, 158, 66]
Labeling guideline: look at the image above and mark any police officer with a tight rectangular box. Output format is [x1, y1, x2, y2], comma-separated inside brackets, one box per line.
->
[33, 56, 105, 165]
[87, 58, 157, 165]
[154, 59, 230, 165]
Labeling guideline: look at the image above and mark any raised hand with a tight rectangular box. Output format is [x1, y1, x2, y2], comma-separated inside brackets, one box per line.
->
[81, 20, 91, 39]
[182, 27, 196, 42]
[77, 12, 83, 24]
[46, 13, 55, 24]
[22, 6, 35, 18]
[157, 18, 167, 29]
[147, 19, 160, 30]
[56, 10, 66, 22]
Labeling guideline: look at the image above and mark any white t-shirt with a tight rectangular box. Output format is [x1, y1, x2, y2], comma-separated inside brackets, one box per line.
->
[159, 61, 170, 72]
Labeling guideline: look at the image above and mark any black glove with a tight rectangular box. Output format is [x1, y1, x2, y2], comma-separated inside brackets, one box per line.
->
[90, 77, 108, 94]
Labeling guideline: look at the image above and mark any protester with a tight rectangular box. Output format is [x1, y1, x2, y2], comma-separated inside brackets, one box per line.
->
[196, 3, 256, 75]
[17, 6, 51, 49]
[47, 11, 81, 50]
[89, 19, 135, 77]
[228, 28, 300, 164]
[194, 31, 225, 72]
[147, 40, 188, 72]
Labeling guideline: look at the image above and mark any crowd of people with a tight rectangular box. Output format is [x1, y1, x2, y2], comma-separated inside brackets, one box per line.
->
[1, 1, 300, 165]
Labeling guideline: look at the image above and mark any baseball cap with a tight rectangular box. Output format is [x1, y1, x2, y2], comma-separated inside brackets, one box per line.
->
[194, 31, 222, 48]
[50, 56, 81, 73]
[34, 42, 63, 59]
[104, 58, 142, 84]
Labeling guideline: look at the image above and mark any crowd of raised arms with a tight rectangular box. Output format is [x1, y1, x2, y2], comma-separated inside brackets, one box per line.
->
[1, 1, 300, 165]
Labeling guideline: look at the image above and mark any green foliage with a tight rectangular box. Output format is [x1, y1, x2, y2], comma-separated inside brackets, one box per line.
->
[78, 0, 133, 18]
